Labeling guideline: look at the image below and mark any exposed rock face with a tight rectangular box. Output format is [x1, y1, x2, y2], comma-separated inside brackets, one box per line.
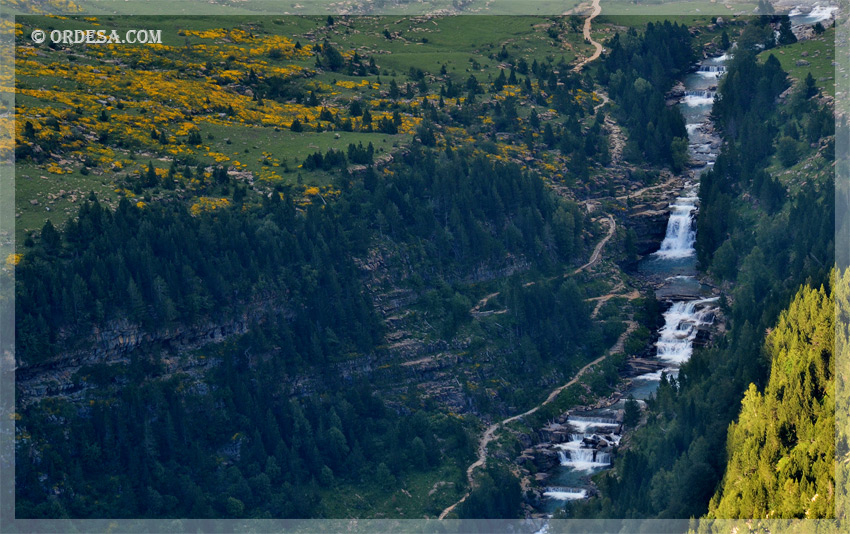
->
[15, 298, 290, 402]
[521, 446, 560, 471]
[629, 206, 671, 256]
[539, 422, 571, 443]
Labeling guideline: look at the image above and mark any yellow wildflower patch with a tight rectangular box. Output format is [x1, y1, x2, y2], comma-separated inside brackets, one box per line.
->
[46, 163, 71, 174]
[190, 197, 230, 216]
[5, 253, 23, 266]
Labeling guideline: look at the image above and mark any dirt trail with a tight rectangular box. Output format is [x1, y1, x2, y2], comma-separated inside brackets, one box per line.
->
[440, 2, 619, 519]
[572, 0, 603, 73]
[591, 288, 641, 318]
[468, 216, 615, 317]
[438, 316, 637, 519]
[616, 173, 683, 201]
[572, 215, 615, 275]
[441, 209, 617, 519]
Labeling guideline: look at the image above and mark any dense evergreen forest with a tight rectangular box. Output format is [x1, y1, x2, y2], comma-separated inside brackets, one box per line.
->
[13, 12, 628, 519]
[14, 12, 841, 523]
[15, 140, 607, 517]
[15, 146, 589, 367]
[571, 45, 834, 520]
[707, 277, 836, 519]
[16, 371, 473, 518]
[597, 21, 693, 170]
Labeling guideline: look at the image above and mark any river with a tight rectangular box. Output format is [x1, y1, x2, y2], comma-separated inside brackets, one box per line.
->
[539, 53, 727, 515]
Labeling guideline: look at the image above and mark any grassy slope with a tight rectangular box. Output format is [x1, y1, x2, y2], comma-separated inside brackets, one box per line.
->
[14, 14, 589, 241]
[758, 26, 836, 97]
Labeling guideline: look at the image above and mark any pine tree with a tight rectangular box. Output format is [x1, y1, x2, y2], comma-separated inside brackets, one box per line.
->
[777, 17, 797, 46]
[40, 219, 61, 252]
[144, 161, 158, 187]
[708, 281, 836, 519]
[623, 395, 641, 428]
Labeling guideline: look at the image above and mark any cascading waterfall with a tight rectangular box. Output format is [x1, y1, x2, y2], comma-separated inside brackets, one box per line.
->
[568, 415, 620, 425]
[654, 297, 719, 366]
[553, 419, 622, 471]
[789, 4, 838, 26]
[683, 93, 715, 107]
[542, 52, 727, 514]
[652, 193, 698, 259]
[637, 49, 727, 380]
[554, 441, 612, 471]
[564, 417, 619, 433]
[543, 488, 588, 501]
[684, 90, 715, 98]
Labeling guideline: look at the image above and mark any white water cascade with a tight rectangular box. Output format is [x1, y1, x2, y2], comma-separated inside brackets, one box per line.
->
[684, 89, 715, 98]
[654, 297, 718, 365]
[543, 488, 588, 501]
[553, 418, 621, 471]
[697, 65, 726, 73]
[554, 442, 613, 471]
[683, 93, 715, 107]
[652, 192, 698, 259]
[542, 52, 728, 515]
[789, 4, 838, 26]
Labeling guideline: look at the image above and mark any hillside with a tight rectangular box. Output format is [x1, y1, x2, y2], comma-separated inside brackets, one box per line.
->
[9, 6, 842, 526]
[12, 12, 656, 520]
[707, 276, 835, 519]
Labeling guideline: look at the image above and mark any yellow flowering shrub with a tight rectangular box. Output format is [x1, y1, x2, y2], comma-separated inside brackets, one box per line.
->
[190, 197, 230, 216]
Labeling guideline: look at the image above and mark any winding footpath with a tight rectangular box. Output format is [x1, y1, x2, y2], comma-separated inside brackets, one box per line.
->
[469, 216, 615, 317]
[440, 2, 615, 519]
[572, 0, 603, 73]
[441, 214, 617, 519]
[438, 313, 637, 519]
[572, 215, 614, 275]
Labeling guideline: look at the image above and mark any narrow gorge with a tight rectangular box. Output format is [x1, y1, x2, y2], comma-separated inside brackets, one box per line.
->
[528, 52, 729, 517]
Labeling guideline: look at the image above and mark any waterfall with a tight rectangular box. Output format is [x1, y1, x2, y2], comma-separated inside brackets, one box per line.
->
[554, 436, 615, 471]
[696, 65, 725, 80]
[683, 90, 715, 107]
[652, 194, 698, 259]
[557, 450, 568, 465]
[544, 488, 588, 501]
[569, 415, 620, 425]
[654, 297, 719, 365]
[570, 449, 597, 463]
[789, 5, 837, 25]
[566, 416, 620, 433]
[542, 53, 728, 515]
